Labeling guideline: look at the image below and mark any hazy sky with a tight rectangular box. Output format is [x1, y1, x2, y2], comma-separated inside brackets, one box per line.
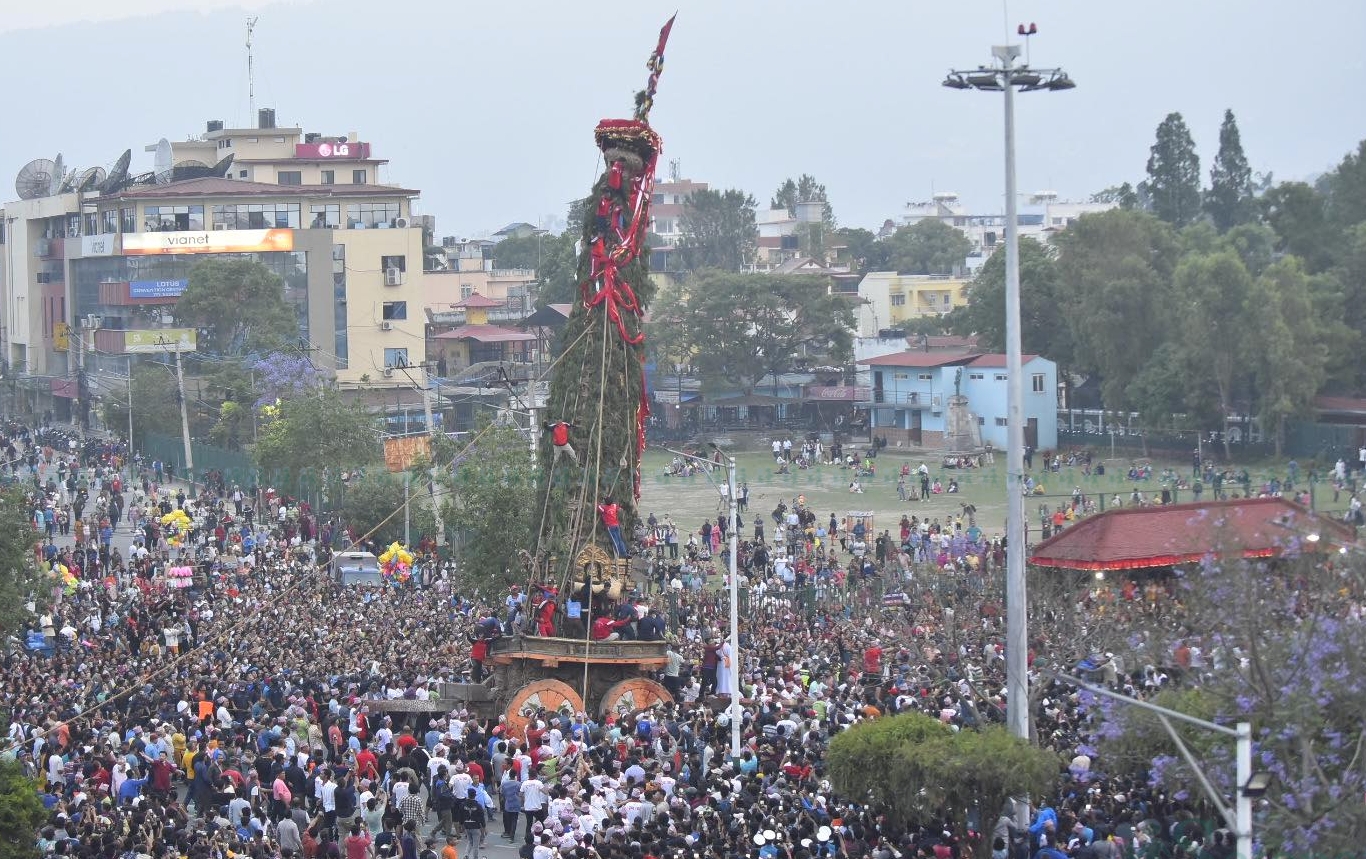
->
[3, 0, 1362, 238]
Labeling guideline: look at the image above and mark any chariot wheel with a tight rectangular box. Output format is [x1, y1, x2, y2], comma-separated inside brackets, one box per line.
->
[504, 679, 584, 741]
[598, 677, 672, 720]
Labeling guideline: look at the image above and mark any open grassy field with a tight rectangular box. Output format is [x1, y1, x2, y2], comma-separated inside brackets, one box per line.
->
[635, 448, 1211, 541]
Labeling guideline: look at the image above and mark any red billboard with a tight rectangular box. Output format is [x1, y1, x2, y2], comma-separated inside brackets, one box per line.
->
[295, 141, 371, 159]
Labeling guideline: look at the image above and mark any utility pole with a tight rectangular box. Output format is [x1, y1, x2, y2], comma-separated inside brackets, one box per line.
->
[126, 356, 134, 482]
[246, 17, 258, 124]
[727, 455, 740, 761]
[172, 345, 194, 479]
[403, 469, 411, 546]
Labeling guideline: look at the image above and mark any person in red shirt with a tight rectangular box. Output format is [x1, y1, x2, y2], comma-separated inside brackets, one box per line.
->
[395, 727, 419, 754]
[598, 497, 628, 557]
[355, 747, 378, 782]
[863, 645, 883, 675]
[543, 420, 579, 466]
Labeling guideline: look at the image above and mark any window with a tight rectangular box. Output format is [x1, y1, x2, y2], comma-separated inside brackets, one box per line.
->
[84, 213, 98, 236]
[994, 373, 1008, 382]
[212, 203, 301, 229]
[277, 171, 302, 186]
[651, 193, 664, 204]
[320, 169, 335, 185]
[968, 373, 984, 381]
[218, 138, 233, 149]
[309, 204, 341, 228]
[917, 373, 932, 381]
[352, 169, 367, 185]
[382, 301, 408, 320]
[68, 214, 82, 237]
[144, 205, 205, 232]
[120, 208, 136, 233]
[101, 210, 118, 234]
[977, 416, 985, 425]
[893, 372, 909, 381]
[995, 417, 1008, 427]
[384, 347, 409, 369]
[460, 285, 473, 299]
[238, 170, 248, 179]
[345, 202, 400, 229]
[1032, 373, 1046, 393]
[333, 244, 348, 369]
[890, 294, 906, 306]
[943, 294, 951, 305]
[380, 255, 406, 272]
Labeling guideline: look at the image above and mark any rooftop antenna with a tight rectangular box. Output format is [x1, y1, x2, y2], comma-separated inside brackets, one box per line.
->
[246, 16, 259, 127]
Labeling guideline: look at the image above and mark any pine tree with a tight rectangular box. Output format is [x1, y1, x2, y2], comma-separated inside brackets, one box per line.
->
[1145, 112, 1202, 228]
[1206, 109, 1253, 231]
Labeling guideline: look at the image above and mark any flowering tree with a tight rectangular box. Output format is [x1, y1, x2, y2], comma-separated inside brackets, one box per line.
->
[1078, 519, 1366, 856]
[252, 351, 321, 409]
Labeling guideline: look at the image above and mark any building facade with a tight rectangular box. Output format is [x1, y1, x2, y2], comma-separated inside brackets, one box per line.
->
[0, 115, 429, 419]
[854, 271, 972, 337]
[856, 351, 1058, 451]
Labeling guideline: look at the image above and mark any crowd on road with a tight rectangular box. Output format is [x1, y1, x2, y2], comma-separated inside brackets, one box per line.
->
[2, 420, 1260, 859]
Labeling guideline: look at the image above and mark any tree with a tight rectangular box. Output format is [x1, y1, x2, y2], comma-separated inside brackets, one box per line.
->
[174, 259, 300, 355]
[1250, 257, 1328, 456]
[100, 364, 181, 451]
[1145, 112, 1202, 228]
[0, 757, 45, 859]
[0, 489, 46, 638]
[438, 422, 536, 588]
[674, 272, 853, 395]
[678, 188, 758, 271]
[1054, 209, 1180, 410]
[948, 236, 1072, 370]
[1261, 181, 1334, 272]
[253, 388, 377, 498]
[1321, 139, 1366, 231]
[883, 220, 971, 275]
[828, 712, 1059, 858]
[770, 173, 834, 224]
[1205, 109, 1254, 231]
[339, 470, 436, 548]
[1174, 251, 1255, 459]
[833, 226, 886, 272]
[530, 231, 581, 309]
[1081, 544, 1366, 857]
[1090, 182, 1140, 209]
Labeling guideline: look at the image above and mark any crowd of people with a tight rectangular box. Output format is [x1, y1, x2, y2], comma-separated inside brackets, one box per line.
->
[1, 418, 1257, 859]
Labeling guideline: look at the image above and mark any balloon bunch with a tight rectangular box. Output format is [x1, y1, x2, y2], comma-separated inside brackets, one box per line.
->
[52, 562, 78, 595]
[378, 542, 414, 583]
[160, 509, 193, 548]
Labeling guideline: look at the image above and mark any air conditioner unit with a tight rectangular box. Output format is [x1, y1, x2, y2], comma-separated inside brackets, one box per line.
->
[382, 367, 394, 378]
[394, 217, 409, 228]
[384, 268, 402, 286]
[380, 321, 393, 331]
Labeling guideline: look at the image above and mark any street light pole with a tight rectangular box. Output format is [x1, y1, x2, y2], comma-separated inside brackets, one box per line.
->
[1055, 672, 1254, 859]
[726, 454, 740, 760]
[944, 40, 1075, 748]
[664, 445, 742, 759]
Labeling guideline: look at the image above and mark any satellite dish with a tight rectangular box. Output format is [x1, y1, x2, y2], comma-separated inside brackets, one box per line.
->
[98, 150, 132, 195]
[76, 167, 107, 192]
[171, 160, 212, 181]
[211, 154, 235, 177]
[152, 138, 174, 184]
[49, 154, 65, 195]
[15, 159, 56, 199]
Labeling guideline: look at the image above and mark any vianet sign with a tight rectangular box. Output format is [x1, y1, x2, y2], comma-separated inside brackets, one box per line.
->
[295, 142, 371, 159]
[122, 229, 293, 255]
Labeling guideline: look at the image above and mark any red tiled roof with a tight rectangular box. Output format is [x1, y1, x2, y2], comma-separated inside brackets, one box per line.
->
[451, 292, 503, 309]
[857, 352, 979, 368]
[1315, 395, 1366, 415]
[435, 324, 536, 343]
[1029, 497, 1356, 572]
[107, 177, 418, 200]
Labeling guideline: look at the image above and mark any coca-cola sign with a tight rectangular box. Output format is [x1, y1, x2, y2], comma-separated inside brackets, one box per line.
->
[295, 142, 371, 159]
[806, 386, 868, 401]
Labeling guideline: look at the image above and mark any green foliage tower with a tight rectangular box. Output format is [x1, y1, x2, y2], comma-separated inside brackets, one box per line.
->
[534, 20, 674, 580]
[1206, 109, 1253, 231]
[1145, 112, 1202, 228]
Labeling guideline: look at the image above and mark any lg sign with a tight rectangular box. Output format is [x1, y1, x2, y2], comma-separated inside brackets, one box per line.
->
[295, 142, 371, 159]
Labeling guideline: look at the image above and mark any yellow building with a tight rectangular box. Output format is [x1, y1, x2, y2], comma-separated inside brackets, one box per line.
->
[854, 271, 971, 336]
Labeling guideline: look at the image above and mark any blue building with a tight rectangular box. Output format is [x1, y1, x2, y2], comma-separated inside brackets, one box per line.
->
[856, 351, 1058, 451]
